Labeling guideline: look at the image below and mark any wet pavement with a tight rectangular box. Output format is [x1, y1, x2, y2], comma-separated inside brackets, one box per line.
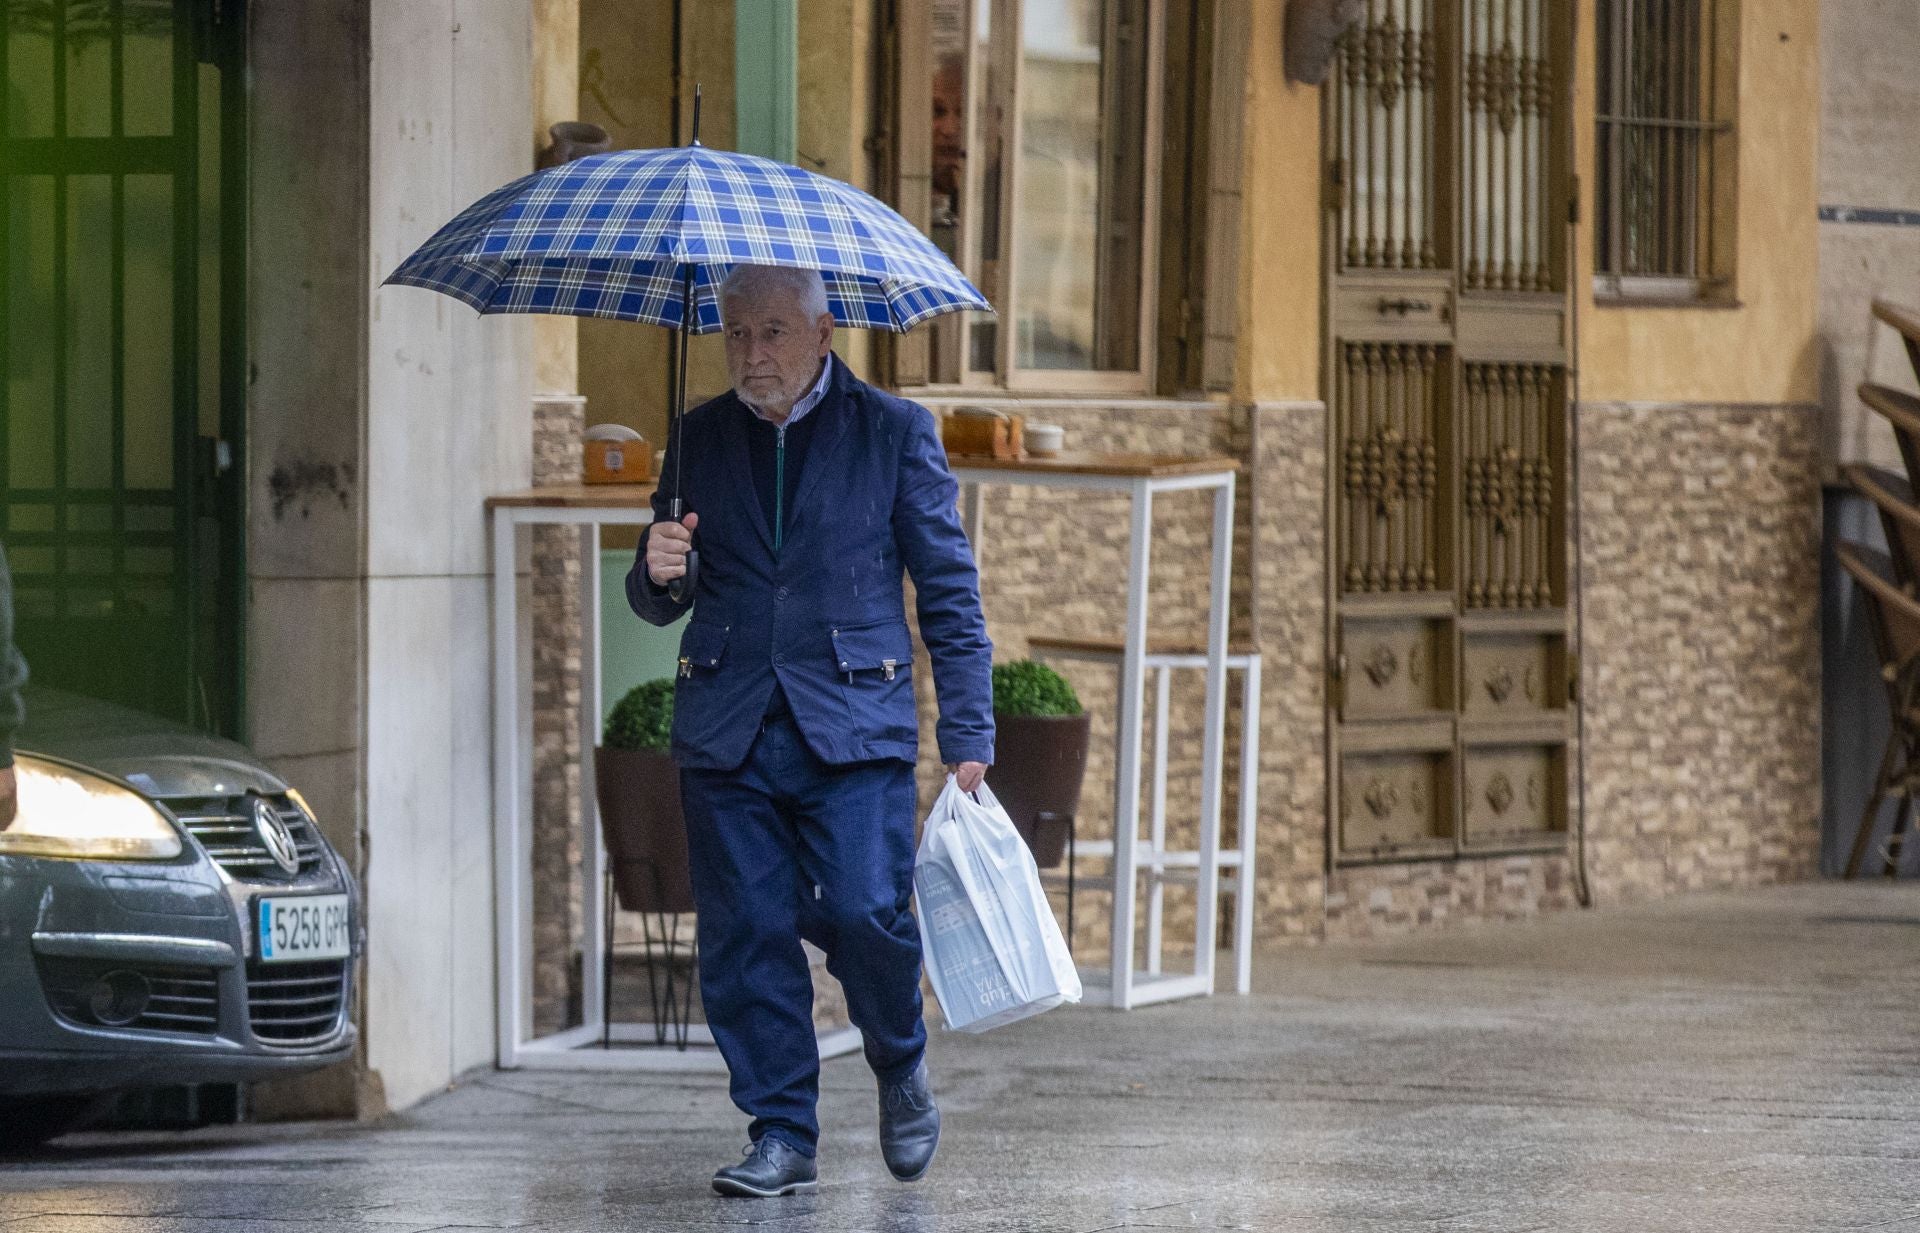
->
[2, 880, 1917, 1232]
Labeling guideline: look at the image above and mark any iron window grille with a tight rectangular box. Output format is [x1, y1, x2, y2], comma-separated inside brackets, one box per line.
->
[1593, 0, 1735, 301]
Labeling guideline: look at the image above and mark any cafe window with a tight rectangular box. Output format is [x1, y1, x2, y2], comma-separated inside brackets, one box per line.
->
[925, 0, 1160, 390]
[1593, 0, 1737, 302]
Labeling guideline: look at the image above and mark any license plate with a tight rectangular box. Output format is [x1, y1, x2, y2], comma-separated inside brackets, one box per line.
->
[257, 894, 351, 963]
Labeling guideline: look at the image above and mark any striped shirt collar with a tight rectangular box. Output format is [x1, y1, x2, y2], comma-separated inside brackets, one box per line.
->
[743, 353, 834, 428]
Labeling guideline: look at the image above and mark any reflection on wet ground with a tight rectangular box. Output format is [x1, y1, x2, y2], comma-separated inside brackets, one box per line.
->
[2, 882, 1917, 1232]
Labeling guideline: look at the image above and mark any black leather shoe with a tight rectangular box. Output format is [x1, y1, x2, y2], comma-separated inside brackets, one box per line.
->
[878, 1061, 941, 1181]
[712, 1138, 818, 1198]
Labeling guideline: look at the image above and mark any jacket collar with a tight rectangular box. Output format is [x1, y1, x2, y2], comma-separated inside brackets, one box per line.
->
[784, 353, 858, 530]
[722, 351, 860, 555]
[741, 352, 834, 427]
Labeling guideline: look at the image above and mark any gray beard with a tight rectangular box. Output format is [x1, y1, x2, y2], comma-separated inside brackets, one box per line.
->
[736, 386, 799, 422]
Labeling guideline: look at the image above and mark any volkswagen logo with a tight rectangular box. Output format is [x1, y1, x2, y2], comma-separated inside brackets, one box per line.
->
[250, 796, 301, 875]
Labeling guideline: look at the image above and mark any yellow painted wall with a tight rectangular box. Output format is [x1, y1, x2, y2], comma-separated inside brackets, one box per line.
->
[1233, 0, 1820, 409]
[796, 0, 876, 383]
[1573, 0, 1821, 405]
[532, 0, 579, 397]
[571, 2, 879, 440]
[576, 0, 736, 455]
[555, 0, 1819, 418]
[1236, 0, 1324, 405]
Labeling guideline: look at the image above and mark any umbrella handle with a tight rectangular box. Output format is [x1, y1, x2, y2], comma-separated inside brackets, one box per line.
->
[668, 548, 699, 605]
[665, 498, 699, 604]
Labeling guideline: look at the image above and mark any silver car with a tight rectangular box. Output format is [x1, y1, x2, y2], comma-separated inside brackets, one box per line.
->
[0, 687, 360, 1149]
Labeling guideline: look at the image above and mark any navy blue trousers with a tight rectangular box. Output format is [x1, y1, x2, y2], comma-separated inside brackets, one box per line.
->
[679, 710, 927, 1157]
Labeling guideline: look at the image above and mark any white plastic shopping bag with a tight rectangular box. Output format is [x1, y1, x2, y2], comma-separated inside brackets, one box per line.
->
[914, 775, 1082, 1033]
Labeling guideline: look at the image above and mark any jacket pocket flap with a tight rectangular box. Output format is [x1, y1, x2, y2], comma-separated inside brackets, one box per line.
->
[830, 621, 913, 671]
[679, 620, 729, 669]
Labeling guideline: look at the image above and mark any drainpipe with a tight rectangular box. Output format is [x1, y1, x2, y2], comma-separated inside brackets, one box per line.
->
[1564, 10, 1593, 910]
[735, 0, 797, 162]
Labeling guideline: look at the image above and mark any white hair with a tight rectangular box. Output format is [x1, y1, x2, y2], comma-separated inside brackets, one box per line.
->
[718, 264, 830, 322]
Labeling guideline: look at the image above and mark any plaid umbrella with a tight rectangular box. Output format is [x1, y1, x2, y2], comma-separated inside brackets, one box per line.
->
[386, 102, 981, 603]
[382, 143, 991, 332]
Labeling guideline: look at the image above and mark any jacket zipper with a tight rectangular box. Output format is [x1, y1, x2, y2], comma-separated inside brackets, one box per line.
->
[774, 422, 786, 553]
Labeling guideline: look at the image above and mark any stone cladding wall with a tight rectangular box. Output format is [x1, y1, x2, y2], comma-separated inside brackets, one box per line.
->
[514, 392, 1824, 1001]
[898, 395, 1823, 954]
[1324, 855, 1574, 938]
[531, 396, 585, 1035]
[1575, 402, 1824, 903]
[906, 398, 1330, 954]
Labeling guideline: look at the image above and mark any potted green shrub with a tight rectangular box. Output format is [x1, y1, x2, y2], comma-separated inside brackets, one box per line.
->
[989, 660, 1091, 869]
[595, 679, 695, 914]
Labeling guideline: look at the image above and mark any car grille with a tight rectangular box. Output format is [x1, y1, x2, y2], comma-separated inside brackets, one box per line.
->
[38, 957, 220, 1036]
[164, 793, 325, 879]
[247, 959, 348, 1045]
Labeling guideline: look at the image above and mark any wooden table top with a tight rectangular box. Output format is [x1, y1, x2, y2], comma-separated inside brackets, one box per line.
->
[945, 450, 1241, 478]
[486, 482, 658, 510]
[489, 449, 1239, 508]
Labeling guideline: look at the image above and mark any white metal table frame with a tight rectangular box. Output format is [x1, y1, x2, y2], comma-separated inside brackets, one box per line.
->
[1028, 642, 1261, 997]
[951, 462, 1238, 1009]
[487, 496, 863, 1071]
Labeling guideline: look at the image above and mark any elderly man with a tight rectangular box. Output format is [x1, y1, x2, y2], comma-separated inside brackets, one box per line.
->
[628, 264, 993, 1197]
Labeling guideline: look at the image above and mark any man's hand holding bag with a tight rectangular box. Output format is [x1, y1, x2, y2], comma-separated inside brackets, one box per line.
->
[913, 776, 1082, 1034]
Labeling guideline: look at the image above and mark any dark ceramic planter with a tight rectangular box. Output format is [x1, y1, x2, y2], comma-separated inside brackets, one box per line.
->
[989, 712, 1092, 868]
[594, 746, 696, 915]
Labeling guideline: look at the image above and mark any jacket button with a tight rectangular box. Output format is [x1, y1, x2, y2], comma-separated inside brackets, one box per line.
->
[777, 586, 789, 600]
[774, 653, 785, 666]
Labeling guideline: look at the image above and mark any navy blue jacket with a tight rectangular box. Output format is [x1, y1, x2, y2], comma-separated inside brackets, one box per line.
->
[628, 354, 994, 772]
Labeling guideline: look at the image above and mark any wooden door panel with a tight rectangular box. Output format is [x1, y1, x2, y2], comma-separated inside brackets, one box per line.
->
[1460, 0, 1558, 292]
[1339, 749, 1455, 859]
[1339, 616, 1451, 720]
[1461, 361, 1561, 610]
[1332, 273, 1455, 338]
[1460, 631, 1566, 717]
[1327, 0, 1571, 865]
[1336, 0, 1444, 275]
[1336, 341, 1448, 598]
[1460, 744, 1565, 847]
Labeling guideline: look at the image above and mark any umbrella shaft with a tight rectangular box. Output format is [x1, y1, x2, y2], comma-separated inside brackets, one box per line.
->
[673, 269, 694, 510]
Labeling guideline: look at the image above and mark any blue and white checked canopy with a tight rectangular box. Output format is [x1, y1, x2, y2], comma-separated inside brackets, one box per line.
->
[383, 145, 991, 333]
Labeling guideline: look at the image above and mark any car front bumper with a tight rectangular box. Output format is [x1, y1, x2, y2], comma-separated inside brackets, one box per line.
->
[0, 852, 360, 1098]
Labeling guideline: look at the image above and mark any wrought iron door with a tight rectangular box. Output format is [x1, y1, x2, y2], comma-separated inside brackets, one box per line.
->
[2, 0, 244, 733]
[1324, 0, 1572, 863]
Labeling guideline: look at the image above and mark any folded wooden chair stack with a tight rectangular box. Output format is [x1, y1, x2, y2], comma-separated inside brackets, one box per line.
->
[1839, 299, 1920, 877]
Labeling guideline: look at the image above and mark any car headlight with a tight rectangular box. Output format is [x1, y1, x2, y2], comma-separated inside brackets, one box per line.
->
[0, 753, 183, 861]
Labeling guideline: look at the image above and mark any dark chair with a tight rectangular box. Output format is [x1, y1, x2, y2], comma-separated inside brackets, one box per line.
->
[1843, 464, 1920, 590]
[1873, 298, 1920, 385]
[1858, 383, 1920, 491]
[1836, 541, 1920, 878]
